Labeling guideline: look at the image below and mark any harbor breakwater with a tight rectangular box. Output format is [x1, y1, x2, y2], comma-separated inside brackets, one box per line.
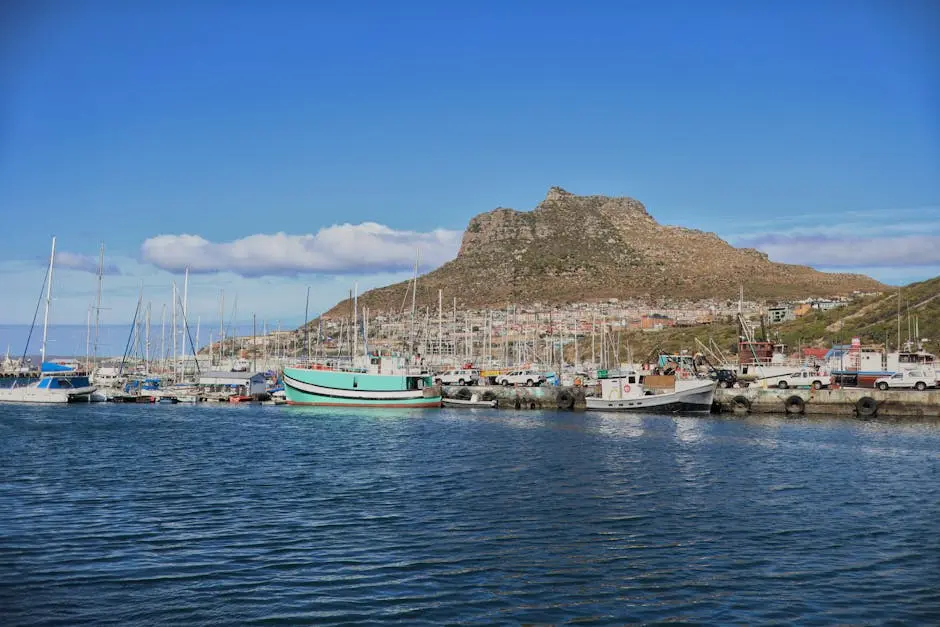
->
[442, 384, 940, 420]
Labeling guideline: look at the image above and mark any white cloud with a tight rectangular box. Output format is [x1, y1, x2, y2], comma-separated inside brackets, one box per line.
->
[55, 251, 122, 275]
[737, 234, 940, 268]
[141, 223, 462, 276]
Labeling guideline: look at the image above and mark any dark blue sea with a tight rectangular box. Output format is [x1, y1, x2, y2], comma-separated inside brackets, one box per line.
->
[1, 405, 939, 625]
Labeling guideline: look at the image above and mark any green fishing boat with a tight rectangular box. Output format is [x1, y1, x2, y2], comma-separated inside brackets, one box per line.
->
[282, 355, 441, 407]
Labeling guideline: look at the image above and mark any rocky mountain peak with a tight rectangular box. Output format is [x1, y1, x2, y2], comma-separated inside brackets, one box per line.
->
[323, 189, 885, 317]
[544, 186, 574, 202]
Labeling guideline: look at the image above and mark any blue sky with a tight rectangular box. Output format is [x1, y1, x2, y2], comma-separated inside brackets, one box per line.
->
[1, 0, 938, 326]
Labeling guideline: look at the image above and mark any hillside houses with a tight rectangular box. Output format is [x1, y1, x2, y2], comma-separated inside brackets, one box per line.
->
[768, 299, 847, 324]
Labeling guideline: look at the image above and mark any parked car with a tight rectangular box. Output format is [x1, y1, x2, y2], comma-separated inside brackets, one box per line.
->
[769, 370, 831, 390]
[709, 368, 738, 388]
[434, 369, 480, 386]
[874, 370, 937, 391]
[495, 369, 546, 387]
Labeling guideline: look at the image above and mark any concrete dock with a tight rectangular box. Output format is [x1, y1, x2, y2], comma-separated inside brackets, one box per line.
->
[442, 384, 940, 421]
[714, 387, 940, 420]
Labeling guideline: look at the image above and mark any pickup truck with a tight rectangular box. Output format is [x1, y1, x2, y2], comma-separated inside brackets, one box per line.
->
[874, 370, 937, 391]
[769, 370, 831, 390]
[434, 369, 480, 386]
[495, 369, 546, 387]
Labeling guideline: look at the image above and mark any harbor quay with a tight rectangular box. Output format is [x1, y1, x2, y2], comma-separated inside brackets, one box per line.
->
[713, 386, 940, 420]
[442, 384, 940, 420]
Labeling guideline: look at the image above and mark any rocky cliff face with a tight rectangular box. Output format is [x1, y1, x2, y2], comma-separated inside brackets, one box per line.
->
[324, 187, 884, 316]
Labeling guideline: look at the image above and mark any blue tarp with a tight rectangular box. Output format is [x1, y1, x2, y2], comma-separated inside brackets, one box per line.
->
[40, 361, 75, 373]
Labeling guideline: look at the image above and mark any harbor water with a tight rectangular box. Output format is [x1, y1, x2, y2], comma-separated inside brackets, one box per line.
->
[1, 405, 939, 624]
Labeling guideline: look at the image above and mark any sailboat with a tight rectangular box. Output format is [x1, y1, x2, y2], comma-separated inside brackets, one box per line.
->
[0, 237, 97, 403]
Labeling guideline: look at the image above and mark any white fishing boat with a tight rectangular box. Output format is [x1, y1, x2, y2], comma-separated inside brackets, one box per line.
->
[443, 393, 498, 408]
[585, 370, 715, 413]
[0, 238, 97, 404]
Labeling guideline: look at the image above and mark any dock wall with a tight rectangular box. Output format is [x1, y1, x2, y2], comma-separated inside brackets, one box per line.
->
[715, 387, 940, 420]
[442, 384, 940, 420]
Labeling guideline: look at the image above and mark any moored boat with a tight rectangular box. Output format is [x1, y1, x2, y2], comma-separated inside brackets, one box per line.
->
[0, 237, 97, 404]
[443, 393, 498, 408]
[0, 361, 96, 404]
[585, 370, 716, 412]
[283, 354, 441, 408]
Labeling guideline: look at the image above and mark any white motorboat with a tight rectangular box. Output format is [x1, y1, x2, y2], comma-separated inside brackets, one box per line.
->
[443, 393, 498, 408]
[585, 371, 716, 413]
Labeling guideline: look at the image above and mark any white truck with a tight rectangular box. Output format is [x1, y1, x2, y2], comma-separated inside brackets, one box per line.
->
[434, 368, 480, 386]
[768, 369, 831, 390]
[874, 370, 937, 391]
[495, 369, 546, 387]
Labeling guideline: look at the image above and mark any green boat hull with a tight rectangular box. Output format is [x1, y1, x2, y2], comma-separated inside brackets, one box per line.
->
[282, 367, 441, 407]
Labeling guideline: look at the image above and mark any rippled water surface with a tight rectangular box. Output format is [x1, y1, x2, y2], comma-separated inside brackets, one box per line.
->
[2, 404, 939, 624]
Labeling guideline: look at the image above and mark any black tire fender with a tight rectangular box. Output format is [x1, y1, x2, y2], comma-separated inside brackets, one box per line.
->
[513, 397, 522, 410]
[785, 395, 805, 415]
[556, 390, 575, 410]
[731, 395, 751, 413]
[856, 396, 877, 419]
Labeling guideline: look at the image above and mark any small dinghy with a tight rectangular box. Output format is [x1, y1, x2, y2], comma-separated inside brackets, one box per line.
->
[443, 393, 497, 408]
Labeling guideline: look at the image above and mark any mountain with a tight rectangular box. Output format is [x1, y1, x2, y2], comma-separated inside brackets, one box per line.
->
[324, 187, 884, 317]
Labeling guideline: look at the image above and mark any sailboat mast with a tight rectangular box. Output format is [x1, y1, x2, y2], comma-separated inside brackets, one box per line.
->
[304, 285, 311, 360]
[897, 288, 901, 351]
[182, 267, 189, 374]
[438, 289, 443, 365]
[40, 236, 56, 365]
[353, 283, 359, 358]
[92, 243, 103, 366]
[171, 282, 178, 379]
[409, 250, 418, 353]
[85, 306, 91, 369]
[160, 304, 166, 372]
[219, 289, 224, 367]
[145, 303, 151, 370]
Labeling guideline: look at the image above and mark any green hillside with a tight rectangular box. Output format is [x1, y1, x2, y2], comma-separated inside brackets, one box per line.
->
[576, 277, 940, 364]
[773, 277, 940, 351]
